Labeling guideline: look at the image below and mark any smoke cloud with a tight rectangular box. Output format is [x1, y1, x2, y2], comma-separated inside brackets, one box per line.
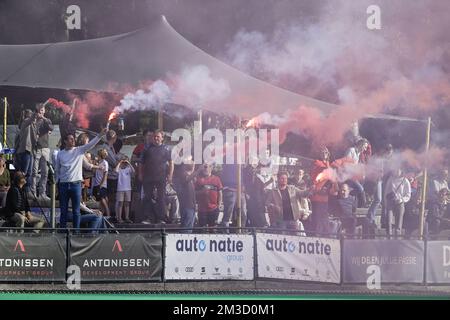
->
[224, 0, 450, 147]
[112, 80, 172, 114]
[112, 65, 231, 116]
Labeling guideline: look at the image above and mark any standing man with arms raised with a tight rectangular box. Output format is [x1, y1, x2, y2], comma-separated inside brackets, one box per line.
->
[55, 128, 107, 230]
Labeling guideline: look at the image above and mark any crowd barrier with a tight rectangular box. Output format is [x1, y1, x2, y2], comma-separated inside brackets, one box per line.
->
[0, 227, 449, 285]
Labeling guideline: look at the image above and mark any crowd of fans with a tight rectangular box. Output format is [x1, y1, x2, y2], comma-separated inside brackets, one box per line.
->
[0, 102, 449, 239]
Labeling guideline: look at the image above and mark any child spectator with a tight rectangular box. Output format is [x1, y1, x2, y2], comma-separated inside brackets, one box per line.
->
[93, 148, 110, 217]
[114, 156, 135, 223]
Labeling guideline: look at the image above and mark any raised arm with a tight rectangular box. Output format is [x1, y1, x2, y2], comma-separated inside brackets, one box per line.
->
[78, 128, 107, 155]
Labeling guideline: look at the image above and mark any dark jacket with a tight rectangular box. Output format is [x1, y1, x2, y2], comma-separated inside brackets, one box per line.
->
[36, 117, 54, 149]
[2, 185, 30, 218]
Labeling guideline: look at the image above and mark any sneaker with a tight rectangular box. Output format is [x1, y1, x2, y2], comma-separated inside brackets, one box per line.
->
[142, 220, 152, 225]
[124, 219, 133, 224]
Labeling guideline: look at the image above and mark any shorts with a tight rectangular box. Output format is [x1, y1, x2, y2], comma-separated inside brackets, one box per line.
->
[116, 190, 131, 202]
[93, 186, 108, 201]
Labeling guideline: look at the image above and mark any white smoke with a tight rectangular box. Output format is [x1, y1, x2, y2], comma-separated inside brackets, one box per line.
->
[172, 64, 231, 107]
[113, 65, 231, 115]
[224, 0, 450, 105]
[113, 80, 172, 114]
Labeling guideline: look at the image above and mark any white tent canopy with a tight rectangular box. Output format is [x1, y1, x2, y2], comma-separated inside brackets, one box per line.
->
[0, 16, 337, 118]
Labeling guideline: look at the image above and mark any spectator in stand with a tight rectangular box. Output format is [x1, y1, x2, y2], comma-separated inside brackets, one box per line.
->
[165, 183, 180, 224]
[0, 156, 11, 207]
[93, 148, 110, 218]
[103, 130, 120, 218]
[244, 164, 271, 228]
[59, 99, 78, 149]
[66, 202, 106, 234]
[30, 103, 53, 201]
[173, 160, 202, 233]
[131, 129, 153, 222]
[114, 156, 134, 223]
[384, 167, 411, 236]
[265, 171, 310, 233]
[195, 163, 223, 230]
[55, 128, 106, 229]
[403, 171, 423, 237]
[427, 168, 449, 234]
[380, 143, 395, 229]
[329, 183, 373, 238]
[310, 146, 339, 236]
[366, 144, 394, 224]
[76, 133, 101, 202]
[138, 130, 173, 224]
[2, 171, 45, 232]
[219, 164, 247, 230]
[289, 168, 308, 191]
[344, 138, 369, 207]
[15, 109, 36, 193]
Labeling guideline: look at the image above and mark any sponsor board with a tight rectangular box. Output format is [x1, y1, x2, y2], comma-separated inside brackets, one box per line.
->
[0, 234, 66, 282]
[70, 233, 162, 281]
[426, 241, 450, 284]
[256, 233, 340, 283]
[164, 234, 254, 280]
[343, 239, 424, 284]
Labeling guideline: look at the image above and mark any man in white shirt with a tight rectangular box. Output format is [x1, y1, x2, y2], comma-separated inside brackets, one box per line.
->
[384, 167, 411, 236]
[55, 128, 107, 229]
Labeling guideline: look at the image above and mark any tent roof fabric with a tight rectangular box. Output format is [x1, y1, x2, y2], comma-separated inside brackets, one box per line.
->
[0, 16, 337, 118]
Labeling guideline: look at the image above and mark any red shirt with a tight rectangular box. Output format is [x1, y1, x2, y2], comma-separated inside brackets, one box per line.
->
[195, 175, 223, 213]
[132, 143, 145, 156]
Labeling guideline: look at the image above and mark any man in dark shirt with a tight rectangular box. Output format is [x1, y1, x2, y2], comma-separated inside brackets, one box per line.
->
[130, 129, 153, 222]
[173, 161, 201, 233]
[219, 164, 247, 230]
[138, 130, 174, 224]
[2, 171, 45, 232]
[330, 183, 372, 238]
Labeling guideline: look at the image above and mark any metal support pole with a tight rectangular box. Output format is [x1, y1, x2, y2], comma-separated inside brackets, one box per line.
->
[48, 162, 57, 229]
[419, 117, 432, 239]
[236, 118, 242, 233]
[3, 97, 7, 149]
[51, 182, 56, 229]
[158, 106, 163, 131]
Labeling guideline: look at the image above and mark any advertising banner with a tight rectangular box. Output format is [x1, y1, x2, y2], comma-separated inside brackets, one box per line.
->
[0, 233, 66, 282]
[256, 233, 341, 283]
[70, 233, 162, 281]
[164, 233, 254, 280]
[343, 239, 424, 284]
[426, 241, 450, 284]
